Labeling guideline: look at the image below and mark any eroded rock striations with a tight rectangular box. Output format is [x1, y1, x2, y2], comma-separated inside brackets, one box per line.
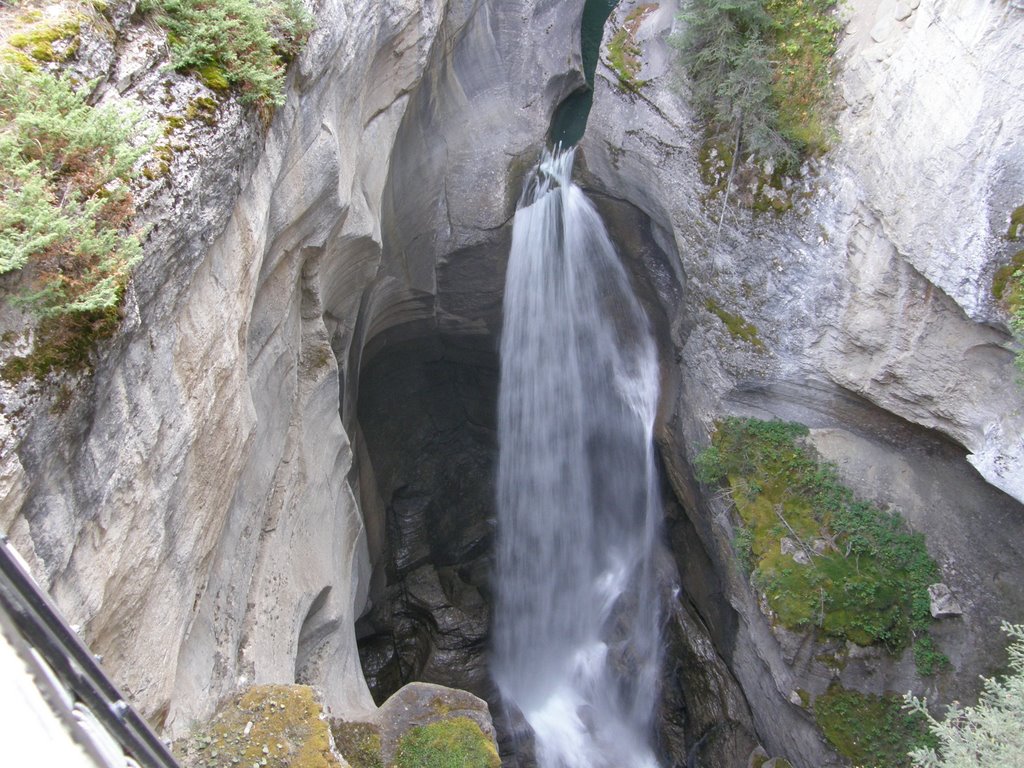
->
[1, 0, 1023, 765]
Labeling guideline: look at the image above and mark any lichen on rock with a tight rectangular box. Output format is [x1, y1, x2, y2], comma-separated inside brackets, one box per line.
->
[173, 684, 345, 768]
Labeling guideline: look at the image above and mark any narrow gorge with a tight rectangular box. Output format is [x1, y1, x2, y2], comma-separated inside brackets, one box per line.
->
[1, 0, 1023, 766]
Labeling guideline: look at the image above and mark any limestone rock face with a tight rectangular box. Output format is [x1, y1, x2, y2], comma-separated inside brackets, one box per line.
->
[839, 0, 1024, 323]
[580, 0, 1024, 763]
[2, 0, 449, 736]
[0, 0, 591, 744]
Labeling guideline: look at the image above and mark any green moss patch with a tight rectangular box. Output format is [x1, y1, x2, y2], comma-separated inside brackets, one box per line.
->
[607, 4, 656, 92]
[395, 717, 500, 768]
[1007, 205, 1024, 241]
[993, 247, 1024, 373]
[705, 298, 765, 349]
[5, 10, 82, 67]
[697, 418, 947, 673]
[992, 250, 1024, 302]
[330, 720, 382, 768]
[173, 684, 343, 768]
[814, 684, 936, 767]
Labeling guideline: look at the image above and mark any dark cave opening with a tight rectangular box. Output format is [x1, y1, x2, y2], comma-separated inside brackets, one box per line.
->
[352, 326, 500, 706]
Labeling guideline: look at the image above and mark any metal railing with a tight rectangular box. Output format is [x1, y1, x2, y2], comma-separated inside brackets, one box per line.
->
[0, 533, 179, 768]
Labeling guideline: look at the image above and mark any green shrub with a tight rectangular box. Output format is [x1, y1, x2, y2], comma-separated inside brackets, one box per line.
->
[143, 0, 313, 107]
[906, 623, 1024, 768]
[814, 684, 935, 768]
[697, 417, 947, 674]
[0, 65, 149, 312]
[395, 717, 500, 768]
[0, 64, 150, 378]
[734, 525, 755, 573]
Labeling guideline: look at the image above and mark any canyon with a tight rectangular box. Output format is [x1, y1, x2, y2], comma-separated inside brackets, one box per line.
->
[1, 0, 1023, 765]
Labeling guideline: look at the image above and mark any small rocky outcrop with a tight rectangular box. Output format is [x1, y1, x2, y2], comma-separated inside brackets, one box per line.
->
[173, 684, 345, 768]
[332, 682, 499, 768]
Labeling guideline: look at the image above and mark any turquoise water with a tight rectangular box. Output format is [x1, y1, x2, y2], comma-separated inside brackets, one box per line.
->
[549, 0, 619, 147]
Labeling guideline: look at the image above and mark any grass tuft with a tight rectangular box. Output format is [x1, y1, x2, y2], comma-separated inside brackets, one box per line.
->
[395, 717, 500, 768]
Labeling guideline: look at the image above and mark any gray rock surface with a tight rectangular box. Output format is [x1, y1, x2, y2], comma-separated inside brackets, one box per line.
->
[928, 584, 963, 619]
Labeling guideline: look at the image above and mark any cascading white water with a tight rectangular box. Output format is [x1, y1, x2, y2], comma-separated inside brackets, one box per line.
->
[494, 146, 662, 768]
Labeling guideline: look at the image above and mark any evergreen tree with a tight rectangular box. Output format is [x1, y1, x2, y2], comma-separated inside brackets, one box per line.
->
[673, 0, 827, 169]
[906, 623, 1024, 767]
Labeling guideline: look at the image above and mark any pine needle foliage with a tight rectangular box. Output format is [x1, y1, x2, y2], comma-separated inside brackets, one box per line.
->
[142, 0, 313, 107]
[906, 623, 1024, 767]
[0, 64, 150, 318]
[673, 0, 839, 169]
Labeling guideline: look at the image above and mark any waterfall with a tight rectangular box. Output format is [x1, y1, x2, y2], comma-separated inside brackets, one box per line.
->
[494, 146, 662, 768]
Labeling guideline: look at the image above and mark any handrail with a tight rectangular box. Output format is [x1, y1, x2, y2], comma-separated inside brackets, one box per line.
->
[0, 533, 179, 768]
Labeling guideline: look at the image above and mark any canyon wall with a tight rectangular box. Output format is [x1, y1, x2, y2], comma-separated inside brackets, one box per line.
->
[580, 0, 1024, 762]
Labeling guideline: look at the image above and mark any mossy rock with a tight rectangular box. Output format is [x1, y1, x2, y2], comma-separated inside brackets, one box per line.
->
[6, 11, 81, 64]
[173, 684, 343, 768]
[697, 138, 797, 214]
[198, 63, 230, 91]
[331, 720, 382, 768]
[705, 298, 765, 350]
[372, 682, 499, 768]
[1007, 204, 1024, 240]
[812, 684, 935, 768]
[993, 250, 1024, 304]
[697, 418, 946, 673]
[606, 4, 657, 92]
